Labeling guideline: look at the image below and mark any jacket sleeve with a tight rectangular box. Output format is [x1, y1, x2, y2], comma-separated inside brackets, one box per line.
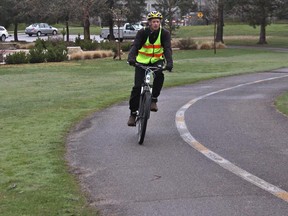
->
[127, 29, 146, 62]
[162, 29, 173, 67]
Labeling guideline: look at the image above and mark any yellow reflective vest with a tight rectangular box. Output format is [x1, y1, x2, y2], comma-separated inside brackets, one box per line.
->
[136, 28, 164, 64]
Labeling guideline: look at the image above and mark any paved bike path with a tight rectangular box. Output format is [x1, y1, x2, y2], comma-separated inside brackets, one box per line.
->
[67, 69, 288, 216]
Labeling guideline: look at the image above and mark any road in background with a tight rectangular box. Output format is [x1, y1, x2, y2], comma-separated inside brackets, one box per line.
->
[5, 33, 103, 43]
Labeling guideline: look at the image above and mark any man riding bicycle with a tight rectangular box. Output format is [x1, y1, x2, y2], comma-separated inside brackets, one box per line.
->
[127, 11, 173, 126]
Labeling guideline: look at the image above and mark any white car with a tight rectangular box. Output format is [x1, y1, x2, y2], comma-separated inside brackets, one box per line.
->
[132, 22, 145, 30]
[0, 26, 9, 41]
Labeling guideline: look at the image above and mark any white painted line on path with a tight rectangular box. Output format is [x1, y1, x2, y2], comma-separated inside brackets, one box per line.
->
[175, 74, 288, 203]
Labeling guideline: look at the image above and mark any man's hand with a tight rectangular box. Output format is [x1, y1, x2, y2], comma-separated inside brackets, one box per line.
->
[128, 60, 136, 66]
[166, 64, 173, 72]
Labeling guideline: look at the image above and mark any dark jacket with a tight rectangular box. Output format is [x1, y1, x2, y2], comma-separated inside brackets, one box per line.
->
[128, 27, 173, 67]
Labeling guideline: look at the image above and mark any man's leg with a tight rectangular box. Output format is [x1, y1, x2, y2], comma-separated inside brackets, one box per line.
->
[151, 70, 164, 112]
[128, 67, 145, 126]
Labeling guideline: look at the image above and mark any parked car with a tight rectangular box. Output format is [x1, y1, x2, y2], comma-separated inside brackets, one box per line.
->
[25, 23, 58, 37]
[0, 26, 9, 41]
[132, 22, 144, 30]
[100, 23, 139, 41]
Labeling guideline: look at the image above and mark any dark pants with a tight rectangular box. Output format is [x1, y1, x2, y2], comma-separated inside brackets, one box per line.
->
[129, 62, 164, 114]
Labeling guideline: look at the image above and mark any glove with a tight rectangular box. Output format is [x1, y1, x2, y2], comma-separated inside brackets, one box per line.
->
[128, 59, 136, 66]
[166, 65, 173, 72]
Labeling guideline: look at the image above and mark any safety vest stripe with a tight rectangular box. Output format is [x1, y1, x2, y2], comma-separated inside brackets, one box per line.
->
[143, 45, 162, 49]
[138, 51, 163, 58]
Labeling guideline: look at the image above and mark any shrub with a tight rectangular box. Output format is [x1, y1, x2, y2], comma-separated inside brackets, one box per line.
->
[93, 52, 102, 58]
[5, 51, 29, 64]
[29, 47, 46, 63]
[83, 52, 93, 59]
[177, 38, 197, 50]
[34, 38, 47, 49]
[70, 53, 83, 60]
[98, 41, 115, 51]
[121, 41, 132, 52]
[30, 39, 47, 63]
[69, 50, 113, 61]
[199, 42, 212, 50]
[46, 45, 67, 62]
[47, 36, 65, 46]
[0, 50, 6, 62]
[29, 37, 67, 63]
[75, 39, 98, 51]
[215, 42, 227, 49]
[102, 52, 108, 58]
[15, 42, 35, 49]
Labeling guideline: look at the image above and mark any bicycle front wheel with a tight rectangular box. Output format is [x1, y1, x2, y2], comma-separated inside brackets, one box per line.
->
[138, 91, 151, 144]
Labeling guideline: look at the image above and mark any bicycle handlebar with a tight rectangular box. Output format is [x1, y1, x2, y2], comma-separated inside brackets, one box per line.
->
[130, 62, 167, 72]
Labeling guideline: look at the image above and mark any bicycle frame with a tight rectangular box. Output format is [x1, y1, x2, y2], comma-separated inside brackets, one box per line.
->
[134, 63, 164, 144]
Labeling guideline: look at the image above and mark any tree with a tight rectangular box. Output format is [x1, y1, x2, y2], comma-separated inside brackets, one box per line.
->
[0, 0, 27, 41]
[0, 0, 55, 41]
[153, 0, 180, 34]
[0, 0, 13, 27]
[98, 0, 145, 41]
[178, 0, 198, 17]
[50, 0, 79, 41]
[231, 0, 286, 44]
[205, 0, 225, 43]
[124, 0, 146, 23]
[274, 0, 288, 19]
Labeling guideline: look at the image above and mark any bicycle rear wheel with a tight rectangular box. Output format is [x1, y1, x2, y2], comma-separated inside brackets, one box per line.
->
[138, 91, 151, 144]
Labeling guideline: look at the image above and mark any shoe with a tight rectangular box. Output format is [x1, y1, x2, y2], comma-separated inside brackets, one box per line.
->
[127, 115, 136, 127]
[150, 102, 158, 112]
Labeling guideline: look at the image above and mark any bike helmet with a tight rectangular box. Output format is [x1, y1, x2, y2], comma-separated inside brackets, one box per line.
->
[147, 11, 163, 20]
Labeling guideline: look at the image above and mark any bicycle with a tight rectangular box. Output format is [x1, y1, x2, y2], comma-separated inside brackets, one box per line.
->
[134, 63, 166, 144]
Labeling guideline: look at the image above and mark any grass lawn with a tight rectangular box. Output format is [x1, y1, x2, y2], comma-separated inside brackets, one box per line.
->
[174, 23, 288, 47]
[275, 92, 288, 117]
[1, 48, 288, 215]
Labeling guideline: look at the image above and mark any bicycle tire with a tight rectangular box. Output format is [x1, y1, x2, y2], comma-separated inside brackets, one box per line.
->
[138, 91, 151, 144]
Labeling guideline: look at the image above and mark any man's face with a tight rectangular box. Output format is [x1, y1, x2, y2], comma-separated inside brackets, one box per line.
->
[149, 19, 161, 31]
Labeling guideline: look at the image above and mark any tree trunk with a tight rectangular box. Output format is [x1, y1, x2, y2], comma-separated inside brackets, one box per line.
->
[215, 1, 224, 43]
[258, 19, 267, 44]
[66, 20, 70, 42]
[14, 22, 18, 42]
[83, 7, 90, 40]
[108, 17, 115, 41]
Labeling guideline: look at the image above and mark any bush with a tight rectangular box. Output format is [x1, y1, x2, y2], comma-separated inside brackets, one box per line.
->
[29, 47, 46, 63]
[177, 38, 197, 50]
[34, 38, 47, 49]
[98, 41, 116, 51]
[121, 41, 133, 52]
[46, 45, 67, 62]
[70, 53, 83, 60]
[5, 51, 29, 64]
[28, 38, 68, 63]
[199, 42, 212, 50]
[75, 39, 99, 51]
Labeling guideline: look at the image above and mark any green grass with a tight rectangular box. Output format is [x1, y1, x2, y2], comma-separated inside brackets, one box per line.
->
[1, 48, 288, 214]
[175, 23, 288, 37]
[275, 92, 288, 117]
[174, 23, 288, 47]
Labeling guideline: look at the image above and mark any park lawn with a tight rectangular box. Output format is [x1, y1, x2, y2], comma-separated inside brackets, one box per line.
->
[276, 92, 288, 117]
[174, 23, 288, 47]
[1, 48, 288, 215]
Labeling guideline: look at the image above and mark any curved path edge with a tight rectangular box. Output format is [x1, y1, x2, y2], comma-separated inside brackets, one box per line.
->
[175, 70, 288, 203]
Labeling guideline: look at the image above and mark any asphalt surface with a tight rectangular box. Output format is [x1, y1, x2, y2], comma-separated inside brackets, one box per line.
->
[67, 68, 288, 216]
[5, 33, 102, 43]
